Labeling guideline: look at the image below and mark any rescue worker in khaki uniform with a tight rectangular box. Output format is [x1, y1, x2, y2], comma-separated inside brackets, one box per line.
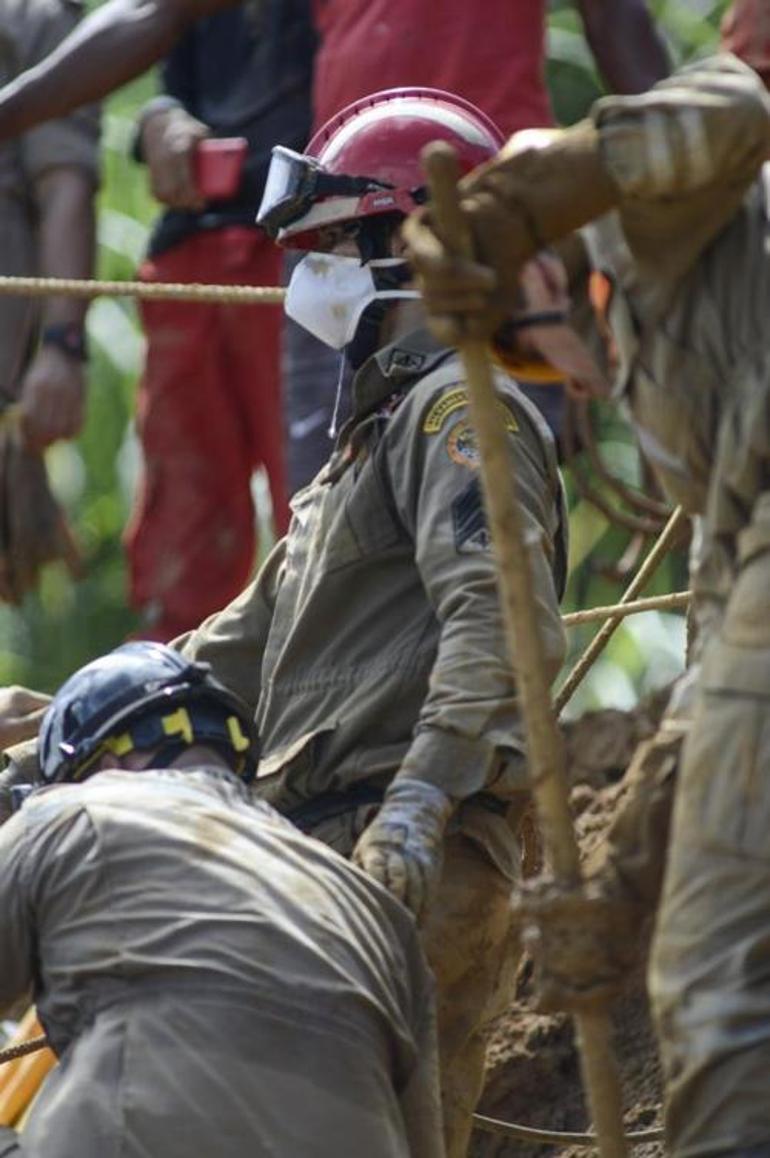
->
[168, 90, 567, 1158]
[0, 0, 98, 450]
[404, 50, 770, 1158]
[0, 642, 443, 1158]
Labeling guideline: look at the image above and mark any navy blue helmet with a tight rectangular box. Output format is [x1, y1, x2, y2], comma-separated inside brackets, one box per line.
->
[39, 642, 258, 784]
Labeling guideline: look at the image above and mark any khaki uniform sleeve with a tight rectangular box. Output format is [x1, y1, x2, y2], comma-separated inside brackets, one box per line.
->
[173, 540, 286, 717]
[0, 814, 34, 1013]
[17, 1, 100, 185]
[383, 376, 566, 800]
[592, 54, 770, 282]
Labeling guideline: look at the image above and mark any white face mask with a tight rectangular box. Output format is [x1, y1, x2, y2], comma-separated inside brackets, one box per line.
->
[284, 253, 419, 351]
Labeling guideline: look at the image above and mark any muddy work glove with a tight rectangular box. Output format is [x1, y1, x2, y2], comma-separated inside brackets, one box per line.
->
[0, 738, 43, 826]
[402, 122, 618, 345]
[515, 877, 642, 1014]
[352, 778, 454, 921]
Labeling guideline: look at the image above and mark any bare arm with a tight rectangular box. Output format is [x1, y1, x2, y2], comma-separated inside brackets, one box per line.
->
[35, 167, 95, 328]
[20, 167, 96, 447]
[577, 0, 670, 93]
[0, 0, 236, 140]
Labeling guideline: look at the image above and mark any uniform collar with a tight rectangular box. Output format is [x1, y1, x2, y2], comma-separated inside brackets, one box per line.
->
[349, 327, 454, 422]
[319, 329, 455, 482]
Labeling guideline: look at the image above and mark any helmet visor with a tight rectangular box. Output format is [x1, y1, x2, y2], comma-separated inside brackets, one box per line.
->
[257, 146, 324, 237]
[257, 146, 400, 242]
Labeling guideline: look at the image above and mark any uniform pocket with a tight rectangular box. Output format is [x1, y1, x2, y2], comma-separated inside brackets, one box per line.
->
[324, 457, 404, 573]
[345, 457, 404, 556]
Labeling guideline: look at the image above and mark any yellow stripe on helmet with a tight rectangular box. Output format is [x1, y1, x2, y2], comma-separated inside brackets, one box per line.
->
[161, 707, 194, 745]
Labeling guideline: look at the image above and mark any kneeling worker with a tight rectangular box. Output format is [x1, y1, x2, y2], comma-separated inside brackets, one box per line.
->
[0, 642, 443, 1158]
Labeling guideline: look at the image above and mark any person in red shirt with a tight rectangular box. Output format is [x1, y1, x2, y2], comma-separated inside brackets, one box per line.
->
[311, 0, 667, 138]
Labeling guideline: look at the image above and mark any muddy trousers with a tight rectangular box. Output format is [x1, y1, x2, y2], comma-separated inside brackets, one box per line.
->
[312, 801, 522, 1158]
[650, 540, 770, 1158]
[423, 831, 518, 1158]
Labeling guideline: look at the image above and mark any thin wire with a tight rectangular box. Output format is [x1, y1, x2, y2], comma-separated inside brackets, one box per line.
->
[473, 1112, 663, 1147]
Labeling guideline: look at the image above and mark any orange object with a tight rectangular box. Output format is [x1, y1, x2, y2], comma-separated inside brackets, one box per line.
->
[0, 1010, 56, 1127]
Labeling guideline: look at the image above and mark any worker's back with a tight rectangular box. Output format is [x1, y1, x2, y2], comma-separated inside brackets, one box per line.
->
[0, 766, 441, 1158]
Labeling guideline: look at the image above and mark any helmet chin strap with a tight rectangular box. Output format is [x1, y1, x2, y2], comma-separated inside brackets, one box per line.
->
[345, 296, 396, 372]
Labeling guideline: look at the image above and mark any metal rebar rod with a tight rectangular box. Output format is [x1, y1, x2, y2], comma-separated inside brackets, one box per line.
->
[554, 505, 687, 714]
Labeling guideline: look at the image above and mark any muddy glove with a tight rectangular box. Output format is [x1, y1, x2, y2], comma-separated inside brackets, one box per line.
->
[402, 121, 618, 345]
[516, 714, 686, 1016]
[352, 778, 454, 921]
[1, 739, 43, 827]
[515, 877, 641, 1015]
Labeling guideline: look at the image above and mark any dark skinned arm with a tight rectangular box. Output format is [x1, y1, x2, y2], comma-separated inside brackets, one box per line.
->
[35, 167, 95, 332]
[577, 0, 670, 93]
[0, 0, 237, 140]
[20, 167, 96, 448]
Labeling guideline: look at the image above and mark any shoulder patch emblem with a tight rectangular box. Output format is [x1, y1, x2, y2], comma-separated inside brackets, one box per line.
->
[452, 477, 491, 553]
[423, 387, 519, 434]
[447, 421, 480, 469]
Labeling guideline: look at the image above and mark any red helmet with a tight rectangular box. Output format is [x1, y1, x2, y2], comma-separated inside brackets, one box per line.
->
[257, 87, 504, 250]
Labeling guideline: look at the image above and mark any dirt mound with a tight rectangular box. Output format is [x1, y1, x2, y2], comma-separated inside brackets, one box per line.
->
[470, 695, 670, 1158]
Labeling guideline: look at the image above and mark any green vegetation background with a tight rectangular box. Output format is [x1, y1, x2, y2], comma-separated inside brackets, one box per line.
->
[0, 0, 729, 715]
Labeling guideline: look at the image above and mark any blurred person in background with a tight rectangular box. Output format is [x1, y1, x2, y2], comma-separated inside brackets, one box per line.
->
[0, 1, 668, 491]
[127, 3, 315, 641]
[0, 0, 98, 454]
[0, 0, 98, 611]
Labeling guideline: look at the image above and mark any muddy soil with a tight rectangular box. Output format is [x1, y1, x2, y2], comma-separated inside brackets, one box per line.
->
[471, 694, 670, 1158]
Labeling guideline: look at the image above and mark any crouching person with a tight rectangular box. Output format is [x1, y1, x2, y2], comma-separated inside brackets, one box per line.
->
[0, 642, 443, 1158]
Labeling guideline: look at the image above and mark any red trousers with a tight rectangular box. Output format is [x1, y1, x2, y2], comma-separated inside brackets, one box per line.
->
[124, 228, 289, 641]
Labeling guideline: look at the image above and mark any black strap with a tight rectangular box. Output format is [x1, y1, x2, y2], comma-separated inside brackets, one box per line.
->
[285, 785, 384, 833]
[285, 784, 510, 834]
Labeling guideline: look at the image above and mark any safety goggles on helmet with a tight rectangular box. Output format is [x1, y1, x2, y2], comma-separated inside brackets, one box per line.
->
[259, 88, 503, 252]
[258, 145, 417, 240]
